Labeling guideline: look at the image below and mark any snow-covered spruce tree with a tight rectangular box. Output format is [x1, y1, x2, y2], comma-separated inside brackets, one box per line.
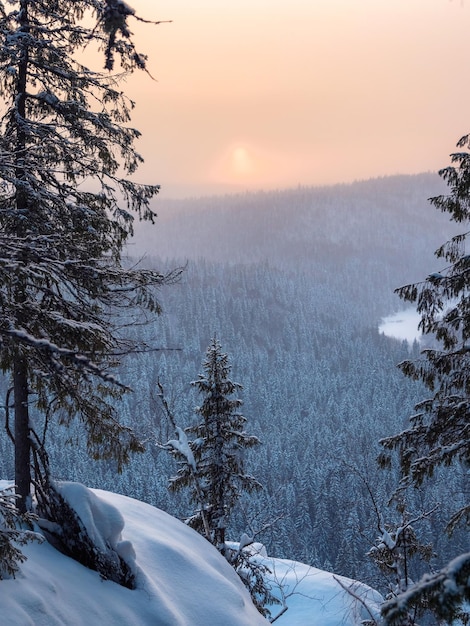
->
[164, 339, 274, 614]
[169, 337, 262, 552]
[379, 134, 470, 624]
[0, 0, 173, 514]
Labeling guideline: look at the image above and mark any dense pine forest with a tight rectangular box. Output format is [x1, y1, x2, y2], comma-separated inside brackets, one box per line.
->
[0, 173, 466, 590]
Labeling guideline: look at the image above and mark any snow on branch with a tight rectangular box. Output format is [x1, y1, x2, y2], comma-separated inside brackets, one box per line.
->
[0, 327, 129, 389]
[381, 552, 470, 625]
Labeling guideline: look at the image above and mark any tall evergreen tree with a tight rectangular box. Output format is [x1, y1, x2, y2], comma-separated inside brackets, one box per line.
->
[169, 337, 261, 552]
[0, 1, 174, 512]
[163, 339, 274, 615]
[379, 134, 470, 624]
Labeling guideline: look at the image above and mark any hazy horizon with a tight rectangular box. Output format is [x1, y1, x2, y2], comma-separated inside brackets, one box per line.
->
[115, 1, 470, 199]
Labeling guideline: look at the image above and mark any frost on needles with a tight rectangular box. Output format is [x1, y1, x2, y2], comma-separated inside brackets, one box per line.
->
[0, 0, 177, 578]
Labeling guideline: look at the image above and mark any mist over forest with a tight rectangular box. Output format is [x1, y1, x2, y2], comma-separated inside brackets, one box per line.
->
[2, 172, 464, 594]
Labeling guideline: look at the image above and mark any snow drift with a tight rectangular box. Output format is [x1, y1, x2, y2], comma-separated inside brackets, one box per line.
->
[0, 484, 382, 625]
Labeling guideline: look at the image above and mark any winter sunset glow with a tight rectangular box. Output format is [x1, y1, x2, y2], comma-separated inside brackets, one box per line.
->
[124, 0, 470, 197]
[230, 147, 254, 178]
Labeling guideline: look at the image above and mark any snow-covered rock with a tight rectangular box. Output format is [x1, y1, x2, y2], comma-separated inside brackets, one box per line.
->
[0, 485, 383, 625]
[0, 487, 267, 625]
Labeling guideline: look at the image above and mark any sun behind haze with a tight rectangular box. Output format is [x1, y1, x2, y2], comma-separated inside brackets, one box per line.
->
[122, 0, 470, 197]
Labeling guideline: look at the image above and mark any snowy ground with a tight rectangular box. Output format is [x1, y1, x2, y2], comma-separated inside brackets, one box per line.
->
[262, 553, 382, 625]
[0, 484, 382, 625]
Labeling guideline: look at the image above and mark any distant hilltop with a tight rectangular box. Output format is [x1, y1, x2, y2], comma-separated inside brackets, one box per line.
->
[131, 172, 449, 277]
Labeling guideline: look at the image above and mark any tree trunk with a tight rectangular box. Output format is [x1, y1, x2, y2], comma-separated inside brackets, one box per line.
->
[12, 0, 31, 514]
[14, 356, 31, 513]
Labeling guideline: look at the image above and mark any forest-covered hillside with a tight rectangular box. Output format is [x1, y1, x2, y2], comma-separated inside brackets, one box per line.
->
[136, 172, 449, 270]
[0, 173, 464, 590]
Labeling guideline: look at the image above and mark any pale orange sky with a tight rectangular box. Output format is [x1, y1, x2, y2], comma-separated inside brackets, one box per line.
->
[118, 0, 470, 197]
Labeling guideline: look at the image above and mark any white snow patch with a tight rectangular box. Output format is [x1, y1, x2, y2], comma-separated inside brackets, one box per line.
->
[57, 481, 125, 553]
[379, 308, 422, 344]
[165, 426, 197, 471]
[262, 556, 383, 625]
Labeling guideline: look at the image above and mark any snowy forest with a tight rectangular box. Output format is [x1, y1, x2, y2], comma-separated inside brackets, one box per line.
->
[0, 2, 469, 625]
[2, 170, 468, 608]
